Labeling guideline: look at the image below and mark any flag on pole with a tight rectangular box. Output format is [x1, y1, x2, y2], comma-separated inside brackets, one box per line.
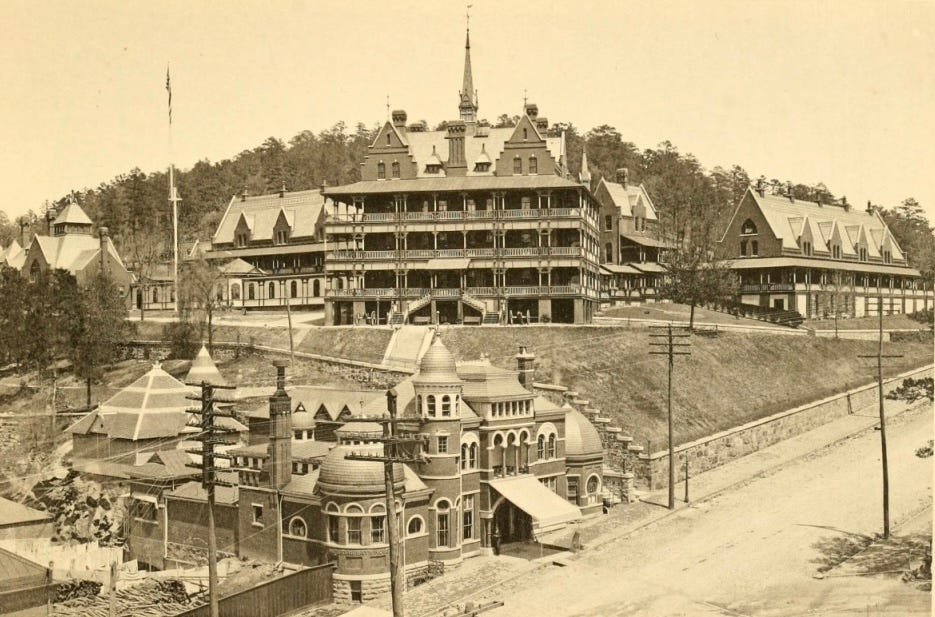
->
[166, 65, 172, 125]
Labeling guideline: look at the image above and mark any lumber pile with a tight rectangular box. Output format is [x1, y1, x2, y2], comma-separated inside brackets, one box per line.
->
[52, 579, 196, 617]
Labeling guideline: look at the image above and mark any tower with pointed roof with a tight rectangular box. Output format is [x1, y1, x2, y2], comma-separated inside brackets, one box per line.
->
[459, 28, 478, 124]
[579, 147, 591, 187]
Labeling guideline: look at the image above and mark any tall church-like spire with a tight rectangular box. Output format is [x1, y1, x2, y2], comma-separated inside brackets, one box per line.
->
[459, 20, 478, 123]
[579, 146, 592, 186]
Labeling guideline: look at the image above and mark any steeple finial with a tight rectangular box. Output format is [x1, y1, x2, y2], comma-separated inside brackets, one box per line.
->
[459, 5, 478, 123]
[579, 146, 591, 186]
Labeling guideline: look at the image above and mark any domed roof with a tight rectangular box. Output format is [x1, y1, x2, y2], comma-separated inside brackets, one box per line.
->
[291, 409, 315, 430]
[413, 337, 460, 385]
[317, 444, 404, 495]
[564, 407, 603, 458]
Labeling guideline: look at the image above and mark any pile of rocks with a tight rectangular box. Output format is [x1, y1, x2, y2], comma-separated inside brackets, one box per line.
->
[28, 471, 126, 545]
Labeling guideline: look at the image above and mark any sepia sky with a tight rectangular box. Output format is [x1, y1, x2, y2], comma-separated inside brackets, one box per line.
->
[2, 0, 934, 223]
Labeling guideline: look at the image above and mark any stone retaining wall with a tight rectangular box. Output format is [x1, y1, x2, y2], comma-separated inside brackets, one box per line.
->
[631, 364, 933, 490]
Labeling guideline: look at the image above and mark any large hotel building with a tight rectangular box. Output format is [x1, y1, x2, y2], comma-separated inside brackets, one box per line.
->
[320, 30, 602, 325]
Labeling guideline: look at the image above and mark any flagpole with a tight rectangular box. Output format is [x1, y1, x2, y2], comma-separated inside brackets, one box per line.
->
[167, 64, 180, 315]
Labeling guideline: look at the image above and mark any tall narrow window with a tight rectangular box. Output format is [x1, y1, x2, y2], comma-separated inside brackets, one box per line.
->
[347, 517, 361, 545]
[426, 395, 436, 416]
[441, 395, 451, 416]
[328, 515, 339, 542]
[469, 443, 477, 469]
[268, 282, 276, 298]
[604, 215, 613, 231]
[537, 435, 545, 460]
[290, 281, 298, 298]
[437, 436, 448, 454]
[751, 241, 759, 256]
[377, 162, 386, 179]
[371, 516, 385, 544]
[529, 156, 537, 174]
[436, 502, 450, 547]
[462, 495, 474, 540]
[547, 434, 556, 458]
[391, 161, 400, 178]
[513, 157, 522, 175]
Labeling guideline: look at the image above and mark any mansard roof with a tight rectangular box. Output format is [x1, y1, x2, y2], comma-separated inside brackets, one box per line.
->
[212, 189, 325, 245]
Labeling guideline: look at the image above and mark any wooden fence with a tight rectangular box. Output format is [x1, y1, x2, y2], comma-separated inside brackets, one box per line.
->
[172, 563, 334, 617]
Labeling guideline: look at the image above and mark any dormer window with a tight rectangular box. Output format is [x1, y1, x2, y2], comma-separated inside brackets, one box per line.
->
[831, 245, 841, 259]
[391, 161, 400, 179]
[801, 241, 812, 256]
[275, 229, 289, 245]
[859, 247, 867, 261]
[377, 162, 386, 180]
[883, 250, 892, 264]
[236, 233, 249, 247]
[528, 156, 537, 174]
[474, 161, 490, 172]
[426, 163, 441, 174]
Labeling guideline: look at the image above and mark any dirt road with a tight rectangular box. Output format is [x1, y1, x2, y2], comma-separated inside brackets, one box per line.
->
[484, 404, 933, 617]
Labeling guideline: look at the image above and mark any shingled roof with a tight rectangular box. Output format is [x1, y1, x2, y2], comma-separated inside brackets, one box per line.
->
[98, 363, 191, 440]
[212, 189, 325, 246]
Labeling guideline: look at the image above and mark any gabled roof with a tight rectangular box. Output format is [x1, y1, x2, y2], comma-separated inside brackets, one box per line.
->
[457, 358, 530, 400]
[0, 497, 51, 527]
[28, 234, 127, 275]
[243, 387, 382, 421]
[98, 363, 192, 440]
[52, 202, 94, 227]
[125, 450, 199, 480]
[0, 547, 49, 593]
[218, 258, 264, 275]
[596, 177, 658, 220]
[212, 189, 325, 246]
[743, 189, 905, 261]
[380, 127, 563, 179]
[1, 240, 24, 269]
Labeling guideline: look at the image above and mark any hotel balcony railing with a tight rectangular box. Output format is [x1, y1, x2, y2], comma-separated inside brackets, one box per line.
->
[740, 283, 796, 293]
[329, 247, 583, 261]
[328, 208, 583, 224]
[326, 285, 585, 299]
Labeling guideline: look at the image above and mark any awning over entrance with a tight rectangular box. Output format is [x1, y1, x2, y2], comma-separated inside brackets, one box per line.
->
[489, 476, 582, 534]
[426, 257, 471, 270]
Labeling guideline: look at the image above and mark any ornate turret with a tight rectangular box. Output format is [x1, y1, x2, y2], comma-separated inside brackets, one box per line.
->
[459, 28, 478, 124]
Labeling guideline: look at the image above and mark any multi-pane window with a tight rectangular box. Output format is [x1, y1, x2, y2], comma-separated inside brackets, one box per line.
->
[347, 516, 361, 544]
[407, 517, 423, 536]
[427, 395, 436, 416]
[462, 496, 474, 540]
[441, 396, 451, 416]
[436, 502, 450, 547]
[289, 517, 307, 538]
[567, 478, 578, 502]
[391, 161, 400, 178]
[437, 436, 448, 454]
[236, 233, 249, 247]
[377, 162, 386, 179]
[328, 515, 339, 542]
[371, 516, 385, 544]
[513, 157, 522, 174]
[751, 241, 759, 256]
[537, 435, 545, 460]
[547, 434, 556, 458]
[276, 230, 289, 244]
[529, 156, 537, 174]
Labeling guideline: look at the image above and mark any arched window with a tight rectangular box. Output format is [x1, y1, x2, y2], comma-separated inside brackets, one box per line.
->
[441, 395, 451, 417]
[290, 280, 298, 298]
[407, 516, 424, 537]
[391, 161, 400, 179]
[345, 505, 363, 545]
[454, 395, 460, 415]
[268, 282, 276, 298]
[537, 435, 545, 460]
[230, 283, 241, 300]
[461, 443, 468, 469]
[288, 517, 307, 538]
[313, 279, 321, 296]
[426, 395, 436, 416]
[741, 219, 758, 235]
[371, 514, 385, 543]
[325, 503, 340, 543]
[547, 434, 556, 458]
[378, 162, 386, 179]
[436, 500, 450, 548]
[469, 443, 477, 469]
[248, 283, 255, 300]
[586, 475, 600, 495]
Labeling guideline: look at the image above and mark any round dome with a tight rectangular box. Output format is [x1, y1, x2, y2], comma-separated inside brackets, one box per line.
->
[564, 407, 603, 458]
[317, 444, 404, 495]
[291, 410, 315, 430]
[413, 337, 460, 385]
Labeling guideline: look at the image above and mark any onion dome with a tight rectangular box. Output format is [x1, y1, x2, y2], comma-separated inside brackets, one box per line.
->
[186, 345, 227, 387]
[317, 443, 404, 495]
[564, 407, 603, 458]
[413, 337, 460, 385]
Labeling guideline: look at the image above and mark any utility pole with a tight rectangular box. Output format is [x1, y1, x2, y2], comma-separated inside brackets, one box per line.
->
[649, 324, 691, 510]
[858, 296, 902, 539]
[345, 390, 426, 617]
[186, 380, 237, 617]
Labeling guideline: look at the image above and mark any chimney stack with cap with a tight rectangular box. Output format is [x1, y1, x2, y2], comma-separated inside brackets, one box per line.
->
[617, 168, 629, 188]
[755, 178, 766, 197]
[241, 188, 248, 202]
[787, 181, 795, 203]
[279, 181, 286, 198]
[98, 227, 109, 274]
[515, 345, 536, 389]
[524, 102, 538, 120]
[267, 360, 292, 489]
[866, 200, 874, 214]
[392, 109, 407, 130]
[841, 196, 849, 211]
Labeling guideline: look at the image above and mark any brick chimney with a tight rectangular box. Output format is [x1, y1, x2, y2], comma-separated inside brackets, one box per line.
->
[515, 345, 536, 389]
[841, 196, 849, 211]
[616, 168, 629, 188]
[787, 181, 795, 203]
[241, 188, 248, 202]
[755, 178, 766, 197]
[279, 181, 286, 198]
[98, 227, 109, 274]
[866, 200, 873, 214]
[267, 360, 292, 489]
[524, 102, 538, 120]
[445, 120, 467, 174]
[392, 109, 407, 130]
